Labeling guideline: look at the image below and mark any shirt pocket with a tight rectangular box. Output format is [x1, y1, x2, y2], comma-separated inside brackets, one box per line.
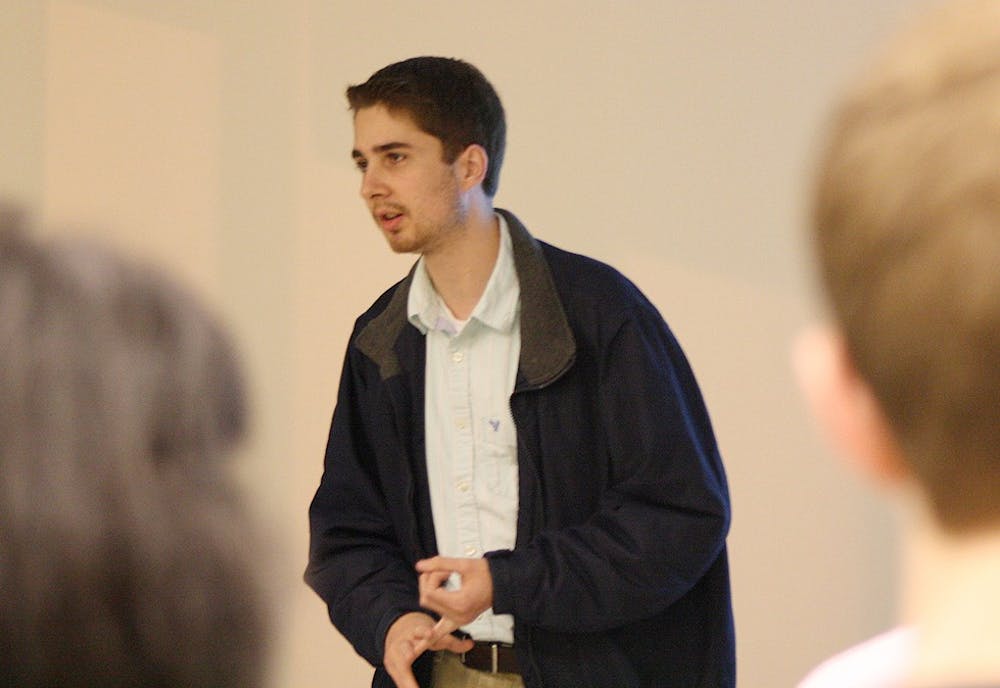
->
[478, 413, 518, 495]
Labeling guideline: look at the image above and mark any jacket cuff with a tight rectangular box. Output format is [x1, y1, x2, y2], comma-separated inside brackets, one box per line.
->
[484, 549, 515, 615]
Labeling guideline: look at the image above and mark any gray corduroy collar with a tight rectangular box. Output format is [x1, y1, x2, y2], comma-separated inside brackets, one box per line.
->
[355, 208, 575, 389]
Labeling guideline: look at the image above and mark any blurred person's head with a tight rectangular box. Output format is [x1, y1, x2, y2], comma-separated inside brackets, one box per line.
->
[0, 208, 269, 687]
[796, 0, 1000, 533]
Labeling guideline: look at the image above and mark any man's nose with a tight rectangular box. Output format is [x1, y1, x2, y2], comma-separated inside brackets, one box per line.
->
[360, 167, 387, 200]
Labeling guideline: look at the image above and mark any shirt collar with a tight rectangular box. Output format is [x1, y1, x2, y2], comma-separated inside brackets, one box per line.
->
[407, 213, 520, 335]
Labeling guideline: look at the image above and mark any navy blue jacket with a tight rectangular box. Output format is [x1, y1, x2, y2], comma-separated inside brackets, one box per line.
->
[306, 210, 735, 687]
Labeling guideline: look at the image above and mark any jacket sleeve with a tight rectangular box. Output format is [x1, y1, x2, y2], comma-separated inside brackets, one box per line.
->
[304, 344, 422, 667]
[486, 300, 731, 633]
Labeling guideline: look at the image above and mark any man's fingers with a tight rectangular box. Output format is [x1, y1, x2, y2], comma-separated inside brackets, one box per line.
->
[387, 633, 429, 688]
[420, 583, 460, 617]
[416, 555, 469, 573]
[419, 570, 464, 616]
[385, 648, 420, 688]
[428, 615, 460, 643]
[409, 634, 431, 659]
[419, 569, 454, 593]
[386, 667, 419, 688]
[414, 556, 443, 573]
[387, 616, 469, 685]
[437, 632, 475, 655]
[383, 612, 436, 688]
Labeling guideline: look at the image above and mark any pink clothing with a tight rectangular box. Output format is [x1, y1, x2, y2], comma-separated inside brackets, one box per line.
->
[797, 626, 917, 688]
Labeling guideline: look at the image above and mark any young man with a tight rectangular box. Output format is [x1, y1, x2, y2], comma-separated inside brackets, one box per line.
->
[795, 2, 1000, 686]
[306, 57, 734, 688]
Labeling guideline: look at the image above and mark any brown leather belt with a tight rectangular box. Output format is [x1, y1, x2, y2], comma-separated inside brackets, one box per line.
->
[459, 642, 519, 674]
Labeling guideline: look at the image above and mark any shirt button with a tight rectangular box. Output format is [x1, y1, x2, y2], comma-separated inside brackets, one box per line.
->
[451, 351, 465, 363]
[456, 480, 470, 493]
[455, 418, 467, 430]
[464, 545, 479, 557]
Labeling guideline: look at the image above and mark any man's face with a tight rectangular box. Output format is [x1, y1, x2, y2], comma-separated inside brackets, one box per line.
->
[352, 104, 465, 255]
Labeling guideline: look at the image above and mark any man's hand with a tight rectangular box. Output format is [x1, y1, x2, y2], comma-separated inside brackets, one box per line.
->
[416, 557, 494, 627]
[383, 612, 473, 688]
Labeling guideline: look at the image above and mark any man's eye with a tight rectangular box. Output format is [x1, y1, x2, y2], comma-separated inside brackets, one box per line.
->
[387, 153, 405, 164]
[354, 159, 368, 172]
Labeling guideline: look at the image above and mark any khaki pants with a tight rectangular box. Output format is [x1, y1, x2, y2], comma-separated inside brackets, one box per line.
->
[430, 652, 525, 688]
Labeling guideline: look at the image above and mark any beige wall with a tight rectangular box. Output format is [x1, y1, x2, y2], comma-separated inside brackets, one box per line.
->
[1, 1, 934, 685]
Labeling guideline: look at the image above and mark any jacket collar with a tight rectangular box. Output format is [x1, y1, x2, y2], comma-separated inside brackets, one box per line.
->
[355, 208, 576, 388]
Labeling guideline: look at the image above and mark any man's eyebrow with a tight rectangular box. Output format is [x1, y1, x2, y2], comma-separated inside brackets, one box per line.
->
[351, 142, 412, 159]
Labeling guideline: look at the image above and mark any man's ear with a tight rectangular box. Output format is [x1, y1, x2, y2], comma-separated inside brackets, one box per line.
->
[792, 323, 909, 486]
[455, 144, 488, 192]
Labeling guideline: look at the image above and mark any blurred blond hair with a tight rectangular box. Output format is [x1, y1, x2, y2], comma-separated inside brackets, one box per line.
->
[813, 0, 1000, 530]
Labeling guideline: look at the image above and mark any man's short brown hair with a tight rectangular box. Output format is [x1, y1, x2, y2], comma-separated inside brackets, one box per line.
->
[347, 56, 506, 197]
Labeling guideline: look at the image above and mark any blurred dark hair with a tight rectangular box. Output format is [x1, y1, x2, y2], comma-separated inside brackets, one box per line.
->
[0, 209, 269, 687]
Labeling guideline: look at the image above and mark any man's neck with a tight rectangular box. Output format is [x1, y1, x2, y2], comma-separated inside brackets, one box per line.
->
[423, 203, 500, 321]
[901, 499, 1000, 686]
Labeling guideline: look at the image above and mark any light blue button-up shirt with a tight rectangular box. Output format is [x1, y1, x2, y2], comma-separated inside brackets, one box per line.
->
[407, 214, 520, 643]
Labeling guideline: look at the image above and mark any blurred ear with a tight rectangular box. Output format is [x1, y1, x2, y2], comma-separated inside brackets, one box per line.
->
[455, 144, 488, 192]
[792, 323, 909, 486]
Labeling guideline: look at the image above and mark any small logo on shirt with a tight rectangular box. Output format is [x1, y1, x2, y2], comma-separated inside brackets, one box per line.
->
[487, 417, 500, 432]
